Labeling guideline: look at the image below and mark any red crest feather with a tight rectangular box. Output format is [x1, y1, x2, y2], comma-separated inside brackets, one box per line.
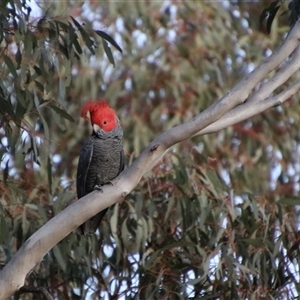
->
[80, 99, 118, 132]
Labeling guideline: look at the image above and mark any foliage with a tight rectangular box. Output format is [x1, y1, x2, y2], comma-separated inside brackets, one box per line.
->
[260, 0, 300, 33]
[0, 0, 300, 299]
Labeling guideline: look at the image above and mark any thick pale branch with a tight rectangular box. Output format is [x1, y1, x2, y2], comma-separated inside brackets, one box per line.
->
[248, 44, 300, 103]
[1, 19, 300, 300]
[195, 40, 300, 136]
[200, 20, 300, 119]
[198, 78, 300, 135]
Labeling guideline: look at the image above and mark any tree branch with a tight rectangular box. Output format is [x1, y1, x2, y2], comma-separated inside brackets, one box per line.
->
[1, 19, 300, 300]
[198, 77, 300, 136]
[198, 42, 300, 135]
[17, 286, 53, 300]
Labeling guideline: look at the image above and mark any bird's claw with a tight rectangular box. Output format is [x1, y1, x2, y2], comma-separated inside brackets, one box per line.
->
[94, 181, 113, 193]
[94, 185, 103, 193]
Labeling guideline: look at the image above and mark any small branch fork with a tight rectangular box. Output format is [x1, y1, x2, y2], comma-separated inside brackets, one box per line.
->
[1, 20, 300, 300]
[198, 41, 300, 136]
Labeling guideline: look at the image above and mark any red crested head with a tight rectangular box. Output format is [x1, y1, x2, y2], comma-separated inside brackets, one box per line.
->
[81, 99, 118, 132]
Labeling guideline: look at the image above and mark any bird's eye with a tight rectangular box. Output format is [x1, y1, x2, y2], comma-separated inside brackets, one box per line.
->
[103, 121, 107, 125]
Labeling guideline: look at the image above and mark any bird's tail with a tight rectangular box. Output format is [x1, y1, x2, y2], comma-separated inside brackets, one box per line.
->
[78, 208, 108, 235]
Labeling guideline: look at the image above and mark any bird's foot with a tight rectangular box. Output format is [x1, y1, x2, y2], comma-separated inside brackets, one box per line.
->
[94, 181, 113, 192]
[94, 185, 103, 193]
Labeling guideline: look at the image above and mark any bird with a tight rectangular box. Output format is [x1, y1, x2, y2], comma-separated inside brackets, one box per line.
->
[76, 99, 124, 234]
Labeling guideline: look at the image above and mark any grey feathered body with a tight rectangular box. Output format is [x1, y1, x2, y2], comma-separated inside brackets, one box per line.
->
[77, 125, 124, 234]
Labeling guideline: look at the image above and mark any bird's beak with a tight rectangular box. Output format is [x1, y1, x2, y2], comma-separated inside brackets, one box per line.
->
[86, 111, 91, 121]
[93, 123, 101, 132]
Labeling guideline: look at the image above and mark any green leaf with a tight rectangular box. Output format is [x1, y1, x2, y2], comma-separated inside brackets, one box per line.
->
[241, 238, 264, 247]
[67, 21, 75, 51]
[59, 42, 69, 59]
[15, 47, 22, 69]
[277, 198, 300, 206]
[224, 255, 234, 276]
[48, 21, 57, 39]
[70, 16, 82, 29]
[121, 218, 129, 249]
[173, 155, 188, 185]
[276, 203, 283, 225]
[0, 96, 16, 119]
[4, 54, 17, 77]
[72, 35, 82, 55]
[52, 246, 67, 272]
[164, 196, 175, 222]
[24, 31, 33, 57]
[248, 193, 259, 220]
[33, 65, 42, 76]
[55, 20, 69, 31]
[260, 1, 281, 33]
[15, 99, 26, 119]
[49, 105, 75, 123]
[25, 204, 39, 210]
[134, 192, 144, 218]
[80, 28, 95, 54]
[266, 5, 280, 34]
[31, 137, 40, 165]
[68, 21, 83, 55]
[95, 30, 122, 53]
[47, 155, 52, 194]
[0, 2, 10, 16]
[70, 18, 95, 55]
[0, 25, 3, 44]
[110, 203, 121, 264]
[206, 168, 226, 192]
[22, 207, 29, 235]
[34, 80, 44, 93]
[2, 158, 8, 184]
[0, 215, 7, 243]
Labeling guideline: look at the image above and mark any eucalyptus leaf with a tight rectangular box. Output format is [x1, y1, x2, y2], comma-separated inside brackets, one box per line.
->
[49, 105, 75, 122]
[4, 55, 17, 78]
[95, 30, 122, 53]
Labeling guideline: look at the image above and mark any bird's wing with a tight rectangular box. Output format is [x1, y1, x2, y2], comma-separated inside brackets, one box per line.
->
[81, 146, 125, 235]
[76, 137, 94, 199]
[119, 148, 125, 173]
